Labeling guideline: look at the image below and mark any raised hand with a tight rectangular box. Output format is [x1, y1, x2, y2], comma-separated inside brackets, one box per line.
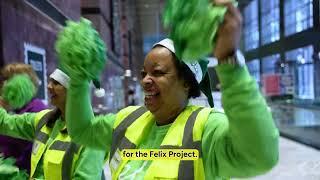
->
[213, 0, 243, 61]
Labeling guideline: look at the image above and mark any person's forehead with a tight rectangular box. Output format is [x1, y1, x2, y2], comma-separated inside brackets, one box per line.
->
[49, 78, 61, 85]
[151, 46, 172, 55]
[145, 47, 175, 66]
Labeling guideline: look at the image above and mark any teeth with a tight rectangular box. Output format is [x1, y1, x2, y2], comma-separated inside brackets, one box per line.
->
[145, 92, 157, 96]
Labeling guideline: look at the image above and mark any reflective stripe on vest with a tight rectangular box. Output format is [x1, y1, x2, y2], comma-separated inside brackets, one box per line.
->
[181, 108, 203, 179]
[109, 106, 147, 161]
[49, 140, 81, 180]
[30, 109, 82, 180]
[35, 108, 60, 133]
[35, 131, 49, 143]
[110, 105, 211, 179]
[30, 109, 52, 177]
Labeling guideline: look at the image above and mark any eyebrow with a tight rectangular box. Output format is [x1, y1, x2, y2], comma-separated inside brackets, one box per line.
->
[153, 61, 168, 69]
[142, 61, 158, 69]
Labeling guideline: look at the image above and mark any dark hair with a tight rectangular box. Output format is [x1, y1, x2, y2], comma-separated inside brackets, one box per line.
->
[172, 55, 201, 99]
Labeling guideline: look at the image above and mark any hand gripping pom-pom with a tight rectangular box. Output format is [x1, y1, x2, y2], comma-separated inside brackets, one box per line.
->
[163, 0, 234, 62]
[55, 18, 107, 83]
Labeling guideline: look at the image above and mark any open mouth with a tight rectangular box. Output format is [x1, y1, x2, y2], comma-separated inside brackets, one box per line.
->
[50, 94, 57, 99]
[145, 92, 159, 97]
[144, 91, 160, 105]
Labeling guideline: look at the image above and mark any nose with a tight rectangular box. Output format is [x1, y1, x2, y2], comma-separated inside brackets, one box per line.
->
[47, 81, 53, 92]
[141, 74, 153, 88]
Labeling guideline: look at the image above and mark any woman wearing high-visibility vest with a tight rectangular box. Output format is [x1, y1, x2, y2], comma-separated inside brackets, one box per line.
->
[0, 68, 106, 180]
[63, 1, 279, 180]
[0, 63, 47, 174]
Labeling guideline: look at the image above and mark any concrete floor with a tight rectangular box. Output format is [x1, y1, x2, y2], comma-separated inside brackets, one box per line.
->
[250, 137, 320, 180]
[270, 102, 320, 149]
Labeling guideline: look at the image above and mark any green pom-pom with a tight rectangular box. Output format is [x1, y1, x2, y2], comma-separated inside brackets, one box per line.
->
[1, 74, 35, 109]
[0, 155, 28, 180]
[55, 18, 107, 82]
[163, 0, 233, 62]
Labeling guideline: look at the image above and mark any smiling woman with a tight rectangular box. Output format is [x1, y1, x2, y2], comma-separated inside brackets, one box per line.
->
[47, 69, 69, 114]
[0, 68, 106, 180]
[64, 2, 279, 179]
[0, 63, 47, 174]
[141, 46, 189, 124]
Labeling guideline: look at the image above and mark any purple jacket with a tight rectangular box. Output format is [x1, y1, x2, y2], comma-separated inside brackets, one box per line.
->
[0, 98, 47, 173]
[15, 98, 48, 114]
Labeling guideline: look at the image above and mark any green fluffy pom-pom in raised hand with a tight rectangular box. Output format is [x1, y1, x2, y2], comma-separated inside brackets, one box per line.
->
[163, 0, 234, 62]
[55, 18, 107, 83]
[1, 74, 35, 109]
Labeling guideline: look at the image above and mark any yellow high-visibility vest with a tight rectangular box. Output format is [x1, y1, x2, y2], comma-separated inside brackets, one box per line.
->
[109, 105, 211, 180]
[30, 109, 82, 180]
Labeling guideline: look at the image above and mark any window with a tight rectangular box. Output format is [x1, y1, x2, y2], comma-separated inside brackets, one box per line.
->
[262, 54, 280, 74]
[247, 59, 260, 85]
[244, 0, 259, 51]
[284, 0, 313, 36]
[261, 54, 280, 96]
[24, 43, 47, 103]
[285, 46, 314, 99]
[260, 0, 280, 45]
[286, 45, 313, 63]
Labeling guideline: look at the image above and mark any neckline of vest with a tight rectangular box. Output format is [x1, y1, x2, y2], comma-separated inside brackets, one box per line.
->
[154, 106, 188, 126]
[154, 121, 172, 129]
[46, 116, 68, 133]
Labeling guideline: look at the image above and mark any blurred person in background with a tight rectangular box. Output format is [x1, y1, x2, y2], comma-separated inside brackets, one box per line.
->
[0, 63, 47, 173]
[0, 68, 106, 179]
[0, 63, 47, 113]
[127, 88, 136, 106]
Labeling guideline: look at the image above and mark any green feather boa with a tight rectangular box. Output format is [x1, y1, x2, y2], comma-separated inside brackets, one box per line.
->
[55, 18, 107, 83]
[163, 0, 235, 62]
[1, 74, 35, 109]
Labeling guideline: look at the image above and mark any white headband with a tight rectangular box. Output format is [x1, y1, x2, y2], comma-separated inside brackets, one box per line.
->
[153, 38, 203, 83]
[49, 69, 70, 88]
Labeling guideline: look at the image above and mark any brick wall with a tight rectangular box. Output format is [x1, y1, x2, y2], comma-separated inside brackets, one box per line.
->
[81, 0, 112, 51]
[50, 0, 81, 20]
[82, 14, 112, 50]
[81, 0, 124, 109]
[0, 0, 81, 72]
[0, 0, 81, 103]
